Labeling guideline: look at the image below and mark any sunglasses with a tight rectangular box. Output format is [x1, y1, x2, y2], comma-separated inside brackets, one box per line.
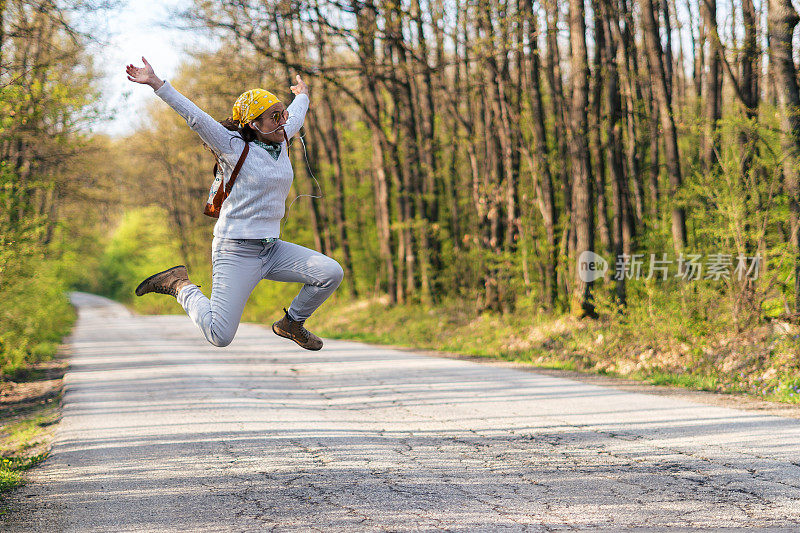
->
[268, 109, 289, 124]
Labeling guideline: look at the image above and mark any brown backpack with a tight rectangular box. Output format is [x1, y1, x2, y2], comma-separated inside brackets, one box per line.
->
[203, 143, 249, 218]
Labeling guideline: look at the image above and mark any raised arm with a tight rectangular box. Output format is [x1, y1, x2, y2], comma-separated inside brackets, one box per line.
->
[125, 57, 243, 159]
[283, 74, 310, 140]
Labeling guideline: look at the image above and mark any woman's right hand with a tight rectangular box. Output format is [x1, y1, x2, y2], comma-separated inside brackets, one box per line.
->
[125, 57, 164, 90]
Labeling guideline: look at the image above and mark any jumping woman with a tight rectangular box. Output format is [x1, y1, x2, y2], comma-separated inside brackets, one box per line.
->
[125, 57, 343, 351]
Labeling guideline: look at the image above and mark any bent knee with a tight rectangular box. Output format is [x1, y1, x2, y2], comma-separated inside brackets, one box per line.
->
[208, 329, 235, 347]
[326, 260, 344, 287]
[209, 336, 233, 348]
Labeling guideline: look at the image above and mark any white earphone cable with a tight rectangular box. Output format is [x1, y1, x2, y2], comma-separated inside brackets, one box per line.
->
[285, 131, 323, 211]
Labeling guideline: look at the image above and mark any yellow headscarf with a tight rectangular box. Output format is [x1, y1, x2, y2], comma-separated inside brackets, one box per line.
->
[231, 89, 281, 126]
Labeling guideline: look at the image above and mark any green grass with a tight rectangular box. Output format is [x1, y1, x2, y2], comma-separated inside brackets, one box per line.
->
[0, 454, 48, 494]
[629, 370, 720, 391]
[0, 400, 60, 495]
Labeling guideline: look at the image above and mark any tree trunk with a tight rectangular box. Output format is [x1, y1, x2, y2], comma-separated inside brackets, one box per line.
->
[568, 0, 596, 317]
[641, 0, 688, 254]
[646, 74, 661, 221]
[693, 0, 705, 101]
[768, 0, 800, 313]
[524, 0, 559, 309]
[544, 0, 574, 298]
[0, 0, 6, 70]
[766, 0, 779, 106]
[741, 0, 760, 115]
[661, 0, 674, 97]
[590, 1, 612, 254]
[602, 0, 632, 304]
[432, 0, 462, 264]
[702, 0, 721, 171]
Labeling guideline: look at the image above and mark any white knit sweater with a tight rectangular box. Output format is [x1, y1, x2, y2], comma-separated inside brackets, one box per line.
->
[154, 80, 309, 238]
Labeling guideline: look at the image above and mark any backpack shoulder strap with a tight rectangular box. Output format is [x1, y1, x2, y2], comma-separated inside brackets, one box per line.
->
[224, 142, 249, 194]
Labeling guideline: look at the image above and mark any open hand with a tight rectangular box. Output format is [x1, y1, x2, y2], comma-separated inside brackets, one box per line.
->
[290, 74, 308, 96]
[125, 57, 163, 89]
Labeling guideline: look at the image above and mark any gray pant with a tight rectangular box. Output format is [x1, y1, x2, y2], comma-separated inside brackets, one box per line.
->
[177, 237, 344, 347]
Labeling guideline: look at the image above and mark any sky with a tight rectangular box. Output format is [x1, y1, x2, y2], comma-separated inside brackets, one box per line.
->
[85, 0, 213, 136]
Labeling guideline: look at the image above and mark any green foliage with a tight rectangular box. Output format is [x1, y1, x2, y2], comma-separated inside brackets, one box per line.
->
[0, 165, 75, 377]
[93, 206, 188, 314]
[680, 108, 789, 321]
[0, 0, 109, 378]
[241, 281, 303, 325]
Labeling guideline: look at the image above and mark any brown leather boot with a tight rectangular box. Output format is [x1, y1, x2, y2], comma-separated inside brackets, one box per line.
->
[135, 265, 193, 298]
[272, 308, 323, 351]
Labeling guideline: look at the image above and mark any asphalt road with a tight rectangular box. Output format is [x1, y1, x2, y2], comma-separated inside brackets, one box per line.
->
[5, 292, 800, 531]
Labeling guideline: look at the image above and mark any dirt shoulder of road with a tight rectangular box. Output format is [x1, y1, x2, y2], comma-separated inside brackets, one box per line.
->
[0, 346, 68, 498]
[0, 352, 66, 420]
[359, 340, 800, 419]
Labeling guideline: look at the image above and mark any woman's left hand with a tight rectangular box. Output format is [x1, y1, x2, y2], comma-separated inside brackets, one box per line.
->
[290, 74, 308, 96]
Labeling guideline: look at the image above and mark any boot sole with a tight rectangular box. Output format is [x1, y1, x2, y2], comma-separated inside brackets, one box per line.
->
[272, 323, 323, 351]
[135, 265, 186, 296]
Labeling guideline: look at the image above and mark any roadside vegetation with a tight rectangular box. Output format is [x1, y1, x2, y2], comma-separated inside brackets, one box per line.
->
[0, 0, 113, 379]
[0, 399, 58, 496]
[314, 295, 800, 404]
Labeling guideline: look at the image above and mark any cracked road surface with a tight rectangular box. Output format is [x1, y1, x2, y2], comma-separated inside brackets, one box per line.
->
[5, 292, 800, 531]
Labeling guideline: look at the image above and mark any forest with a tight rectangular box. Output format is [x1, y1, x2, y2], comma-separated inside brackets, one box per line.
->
[5, 0, 800, 400]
